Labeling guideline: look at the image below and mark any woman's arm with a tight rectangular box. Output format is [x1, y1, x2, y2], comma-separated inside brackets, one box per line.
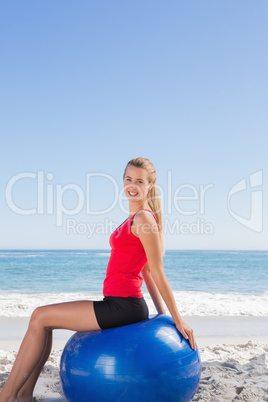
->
[141, 262, 166, 315]
[133, 211, 196, 350]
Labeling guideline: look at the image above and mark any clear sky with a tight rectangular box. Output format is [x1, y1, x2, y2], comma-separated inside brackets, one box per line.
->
[0, 0, 267, 250]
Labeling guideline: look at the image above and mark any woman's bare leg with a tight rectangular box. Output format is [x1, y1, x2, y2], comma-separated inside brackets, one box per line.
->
[0, 300, 100, 402]
[17, 331, 52, 402]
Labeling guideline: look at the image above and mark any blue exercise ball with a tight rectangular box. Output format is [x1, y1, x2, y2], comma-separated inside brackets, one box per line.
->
[60, 314, 201, 402]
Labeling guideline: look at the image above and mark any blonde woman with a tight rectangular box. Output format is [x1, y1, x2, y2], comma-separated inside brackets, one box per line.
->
[0, 157, 195, 402]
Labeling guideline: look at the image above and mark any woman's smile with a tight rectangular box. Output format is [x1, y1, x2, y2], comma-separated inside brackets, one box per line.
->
[128, 190, 139, 197]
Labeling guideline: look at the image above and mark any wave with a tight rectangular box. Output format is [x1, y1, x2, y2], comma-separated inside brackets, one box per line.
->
[0, 254, 45, 258]
[1, 291, 267, 318]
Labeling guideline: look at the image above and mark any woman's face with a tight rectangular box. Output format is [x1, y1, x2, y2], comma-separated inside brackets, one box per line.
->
[123, 165, 152, 204]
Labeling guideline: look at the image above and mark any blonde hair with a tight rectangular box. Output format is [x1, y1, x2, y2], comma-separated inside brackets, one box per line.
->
[123, 157, 164, 251]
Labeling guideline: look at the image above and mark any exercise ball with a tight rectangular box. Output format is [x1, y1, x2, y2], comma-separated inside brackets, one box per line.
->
[60, 314, 201, 402]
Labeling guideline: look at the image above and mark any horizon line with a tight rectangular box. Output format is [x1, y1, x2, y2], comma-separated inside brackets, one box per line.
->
[0, 248, 267, 252]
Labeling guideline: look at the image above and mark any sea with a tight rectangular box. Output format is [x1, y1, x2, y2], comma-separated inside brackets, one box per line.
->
[0, 250, 267, 318]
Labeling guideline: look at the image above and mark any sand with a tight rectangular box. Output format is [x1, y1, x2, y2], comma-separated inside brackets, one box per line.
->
[0, 316, 267, 401]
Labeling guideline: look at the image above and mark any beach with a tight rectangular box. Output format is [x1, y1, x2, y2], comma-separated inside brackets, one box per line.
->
[1, 314, 267, 401]
[0, 250, 267, 400]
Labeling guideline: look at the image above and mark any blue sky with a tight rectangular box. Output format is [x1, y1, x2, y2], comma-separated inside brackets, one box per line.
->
[0, 0, 267, 249]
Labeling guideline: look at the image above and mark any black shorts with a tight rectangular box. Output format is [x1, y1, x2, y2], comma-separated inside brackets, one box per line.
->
[93, 296, 149, 330]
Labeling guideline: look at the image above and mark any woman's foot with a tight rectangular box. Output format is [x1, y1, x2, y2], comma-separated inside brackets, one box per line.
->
[0, 395, 16, 402]
[16, 395, 34, 402]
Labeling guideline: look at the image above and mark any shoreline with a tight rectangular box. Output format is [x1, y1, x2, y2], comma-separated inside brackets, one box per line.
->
[1, 315, 267, 351]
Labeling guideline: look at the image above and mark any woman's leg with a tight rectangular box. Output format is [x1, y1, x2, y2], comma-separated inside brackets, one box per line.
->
[0, 300, 100, 402]
[17, 330, 52, 402]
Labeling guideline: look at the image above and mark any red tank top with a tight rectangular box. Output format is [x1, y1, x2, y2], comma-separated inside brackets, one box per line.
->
[103, 209, 158, 298]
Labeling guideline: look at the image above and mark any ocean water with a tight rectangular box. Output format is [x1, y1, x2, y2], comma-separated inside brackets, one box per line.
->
[0, 250, 267, 317]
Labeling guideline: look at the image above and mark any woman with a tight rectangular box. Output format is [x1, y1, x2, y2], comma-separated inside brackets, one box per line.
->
[0, 157, 195, 402]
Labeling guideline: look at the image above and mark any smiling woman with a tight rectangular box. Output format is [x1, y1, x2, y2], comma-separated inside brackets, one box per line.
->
[0, 157, 196, 402]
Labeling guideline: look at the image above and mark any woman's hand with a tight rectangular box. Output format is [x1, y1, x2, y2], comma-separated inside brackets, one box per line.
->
[176, 320, 196, 351]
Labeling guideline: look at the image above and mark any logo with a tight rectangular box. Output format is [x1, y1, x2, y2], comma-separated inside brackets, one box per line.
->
[227, 170, 263, 232]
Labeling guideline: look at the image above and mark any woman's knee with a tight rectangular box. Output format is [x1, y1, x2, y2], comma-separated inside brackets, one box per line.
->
[29, 306, 48, 330]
